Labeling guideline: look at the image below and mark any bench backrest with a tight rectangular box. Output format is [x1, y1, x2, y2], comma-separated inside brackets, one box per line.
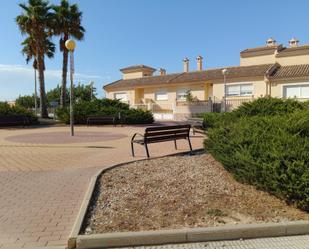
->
[144, 125, 190, 143]
[87, 115, 115, 119]
[0, 115, 27, 125]
[187, 117, 205, 128]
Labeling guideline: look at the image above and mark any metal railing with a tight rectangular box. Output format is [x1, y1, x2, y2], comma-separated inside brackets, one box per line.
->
[130, 96, 309, 120]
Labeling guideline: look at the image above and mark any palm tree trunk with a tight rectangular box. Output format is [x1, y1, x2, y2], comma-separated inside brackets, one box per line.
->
[37, 53, 48, 118]
[60, 35, 69, 107]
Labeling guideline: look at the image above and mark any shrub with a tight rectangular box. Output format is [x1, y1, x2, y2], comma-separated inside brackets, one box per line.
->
[203, 112, 236, 129]
[56, 99, 153, 125]
[233, 97, 305, 117]
[204, 104, 309, 211]
[0, 102, 38, 124]
[122, 109, 154, 124]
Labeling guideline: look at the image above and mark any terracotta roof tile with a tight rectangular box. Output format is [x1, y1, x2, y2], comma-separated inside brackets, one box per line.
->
[275, 45, 309, 57]
[270, 64, 309, 80]
[104, 73, 182, 90]
[240, 45, 283, 57]
[120, 64, 156, 72]
[104, 64, 274, 90]
[171, 64, 274, 83]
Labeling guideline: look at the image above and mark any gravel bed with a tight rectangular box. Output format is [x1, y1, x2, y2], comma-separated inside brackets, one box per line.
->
[82, 152, 308, 234]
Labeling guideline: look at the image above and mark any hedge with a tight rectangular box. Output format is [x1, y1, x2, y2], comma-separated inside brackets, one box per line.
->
[56, 99, 154, 125]
[0, 102, 38, 125]
[203, 98, 309, 211]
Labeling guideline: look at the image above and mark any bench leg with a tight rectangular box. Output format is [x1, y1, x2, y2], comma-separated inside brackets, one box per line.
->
[145, 143, 150, 158]
[131, 142, 135, 157]
[174, 139, 177, 150]
[188, 137, 193, 153]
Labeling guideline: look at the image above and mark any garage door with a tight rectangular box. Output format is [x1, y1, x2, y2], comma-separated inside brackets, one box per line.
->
[283, 84, 309, 98]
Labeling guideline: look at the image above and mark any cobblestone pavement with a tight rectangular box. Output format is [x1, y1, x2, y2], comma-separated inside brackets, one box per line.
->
[124, 235, 309, 249]
[0, 125, 204, 249]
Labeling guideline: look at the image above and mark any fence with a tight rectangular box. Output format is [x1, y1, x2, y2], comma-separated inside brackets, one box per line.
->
[131, 97, 258, 120]
[174, 100, 212, 120]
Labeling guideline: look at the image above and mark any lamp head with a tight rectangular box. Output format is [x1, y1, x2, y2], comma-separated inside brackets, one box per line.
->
[65, 39, 76, 51]
[222, 68, 228, 75]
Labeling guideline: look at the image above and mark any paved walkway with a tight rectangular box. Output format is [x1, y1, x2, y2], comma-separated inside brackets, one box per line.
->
[1, 125, 309, 249]
[0, 125, 203, 249]
[126, 235, 309, 249]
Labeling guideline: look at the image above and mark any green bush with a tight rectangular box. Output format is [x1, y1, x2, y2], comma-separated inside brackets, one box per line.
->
[121, 108, 154, 124]
[203, 112, 236, 129]
[204, 98, 309, 211]
[203, 97, 307, 131]
[233, 97, 305, 117]
[56, 99, 153, 125]
[0, 102, 38, 124]
[287, 109, 309, 137]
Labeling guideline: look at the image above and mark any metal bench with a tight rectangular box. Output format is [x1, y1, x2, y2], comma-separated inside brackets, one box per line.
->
[0, 115, 30, 127]
[187, 117, 205, 135]
[87, 115, 117, 126]
[131, 124, 192, 158]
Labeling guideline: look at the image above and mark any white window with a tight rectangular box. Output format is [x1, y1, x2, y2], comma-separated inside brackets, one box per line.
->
[114, 92, 128, 102]
[283, 84, 309, 98]
[177, 88, 190, 101]
[155, 89, 168, 101]
[226, 84, 253, 97]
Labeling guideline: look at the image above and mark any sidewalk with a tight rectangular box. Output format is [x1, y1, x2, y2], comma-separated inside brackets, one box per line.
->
[0, 125, 203, 249]
[122, 235, 309, 249]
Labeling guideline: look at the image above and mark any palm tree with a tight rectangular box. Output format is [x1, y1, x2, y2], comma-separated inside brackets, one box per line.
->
[21, 35, 55, 115]
[16, 0, 54, 118]
[52, 0, 85, 107]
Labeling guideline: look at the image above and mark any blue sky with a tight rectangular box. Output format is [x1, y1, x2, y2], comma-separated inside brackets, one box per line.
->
[1, 0, 309, 101]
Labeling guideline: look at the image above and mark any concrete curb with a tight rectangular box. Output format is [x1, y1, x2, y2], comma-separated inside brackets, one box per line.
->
[75, 221, 309, 249]
[68, 150, 203, 249]
[67, 149, 309, 249]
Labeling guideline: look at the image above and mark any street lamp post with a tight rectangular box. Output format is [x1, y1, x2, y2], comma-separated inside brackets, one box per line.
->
[34, 67, 38, 116]
[90, 81, 94, 100]
[222, 68, 228, 112]
[65, 39, 76, 136]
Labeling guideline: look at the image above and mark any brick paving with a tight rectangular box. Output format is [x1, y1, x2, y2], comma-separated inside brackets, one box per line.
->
[125, 235, 309, 249]
[0, 125, 203, 249]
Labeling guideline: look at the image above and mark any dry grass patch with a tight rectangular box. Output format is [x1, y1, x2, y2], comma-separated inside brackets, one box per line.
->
[82, 153, 308, 234]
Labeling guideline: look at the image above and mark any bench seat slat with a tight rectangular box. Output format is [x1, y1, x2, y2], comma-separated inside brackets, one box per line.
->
[146, 134, 189, 143]
[145, 125, 190, 132]
[145, 130, 189, 137]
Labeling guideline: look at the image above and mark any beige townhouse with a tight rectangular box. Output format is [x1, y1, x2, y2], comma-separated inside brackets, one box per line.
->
[104, 38, 309, 120]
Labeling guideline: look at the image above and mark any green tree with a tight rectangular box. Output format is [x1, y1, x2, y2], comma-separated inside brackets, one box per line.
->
[185, 90, 199, 102]
[16, 0, 55, 118]
[46, 85, 64, 106]
[74, 83, 96, 102]
[15, 95, 39, 109]
[52, 0, 85, 107]
[45, 83, 95, 106]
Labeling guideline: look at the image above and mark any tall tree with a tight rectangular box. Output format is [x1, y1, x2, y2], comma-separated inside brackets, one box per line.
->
[16, 0, 54, 118]
[21, 35, 55, 114]
[52, 0, 85, 107]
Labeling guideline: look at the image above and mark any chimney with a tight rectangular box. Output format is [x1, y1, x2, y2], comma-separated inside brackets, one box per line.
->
[159, 68, 166, 75]
[196, 55, 203, 71]
[289, 38, 299, 47]
[183, 57, 189, 72]
[266, 38, 276, 47]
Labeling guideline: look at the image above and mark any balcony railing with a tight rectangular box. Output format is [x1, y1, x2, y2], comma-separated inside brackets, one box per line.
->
[130, 96, 308, 120]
